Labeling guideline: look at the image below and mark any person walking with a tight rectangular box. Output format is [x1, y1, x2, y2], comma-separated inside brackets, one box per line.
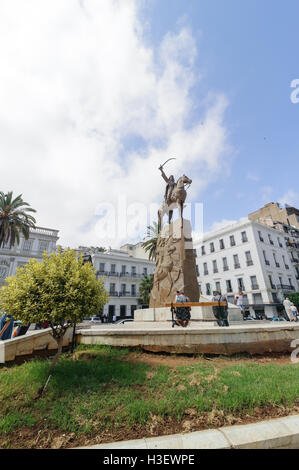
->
[290, 303, 298, 322]
[235, 291, 245, 320]
[283, 297, 292, 321]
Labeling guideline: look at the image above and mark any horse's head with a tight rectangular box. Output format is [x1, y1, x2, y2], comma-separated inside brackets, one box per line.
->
[179, 174, 192, 186]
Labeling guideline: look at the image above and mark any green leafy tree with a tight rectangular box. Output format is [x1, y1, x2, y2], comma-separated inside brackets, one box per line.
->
[287, 292, 299, 308]
[139, 275, 153, 305]
[0, 191, 36, 248]
[141, 222, 160, 260]
[0, 248, 109, 367]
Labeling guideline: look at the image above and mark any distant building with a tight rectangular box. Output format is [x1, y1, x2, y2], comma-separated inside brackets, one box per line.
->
[76, 245, 154, 321]
[0, 227, 59, 287]
[195, 219, 298, 319]
[249, 202, 299, 230]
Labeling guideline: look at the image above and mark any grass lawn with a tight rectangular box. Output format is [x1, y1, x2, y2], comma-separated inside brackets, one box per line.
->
[0, 345, 299, 448]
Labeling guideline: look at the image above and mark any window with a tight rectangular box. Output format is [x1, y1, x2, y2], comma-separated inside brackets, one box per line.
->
[278, 237, 283, 248]
[110, 264, 116, 273]
[38, 240, 49, 252]
[210, 242, 215, 253]
[268, 275, 275, 289]
[23, 239, 33, 252]
[268, 234, 274, 245]
[245, 251, 253, 266]
[120, 305, 126, 317]
[230, 235, 235, 246]
[201, 246, 206, 256]
[0, 267, 8, 279]
[238, 278, 245, 291]
[253, 293, 263, 304]
[263, 250, 270, 266]
[99, 263, 105, 272]
[215, 281, 221, 292]
[233, 254, 240, 269]
[226, 280, 232, 292]
[109, 283, 116, 294]
[250, 276, 259, 290]
[223, 257, 229, 271]
[241, 231, 248, 243]
[206, 283, 211, 295]
[258, 230, 264, 242]
[143, 267, 147, 276]
[131, 266, 136, 276]
[196, 264, 199, 276]
[212, 260, 218, 273]
[203, 262, 208, 275]
[121, 265, 126, 274]
[288, 278, 294, 288]
[121, 284, 126, 295]
[219, 239, 225, 250]
[282, 255, 289, 269]
[131, 284, 136, 296]
[273, 253, 280, 268]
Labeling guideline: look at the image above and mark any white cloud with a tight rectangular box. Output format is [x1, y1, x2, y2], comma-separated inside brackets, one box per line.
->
[0, 0, 229, 247]
[279, 190, 299, 208]
[208, 217, 248, 234]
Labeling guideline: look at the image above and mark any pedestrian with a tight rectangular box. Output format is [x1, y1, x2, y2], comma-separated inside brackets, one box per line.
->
[212, 291, 229, 327]
[235, 291, 245, 320]
[283, 297, 292, 321]
[290, 303, 298, 322]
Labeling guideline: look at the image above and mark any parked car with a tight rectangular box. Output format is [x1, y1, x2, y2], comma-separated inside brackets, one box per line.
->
[114, 318, 134, 325]
[90, 316, 102, 325]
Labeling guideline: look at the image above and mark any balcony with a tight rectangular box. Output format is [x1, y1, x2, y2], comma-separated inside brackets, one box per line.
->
[234, 263, 240, 269]
[277, 284, 295, 292]
[259, 237, 264, 242]
[275, 263, 280, 268]
[265, 260, 270, 266]
[213, 268, 218, 274]
[285, 265, 290, 270]
[119, 291, 139, 297]
[227, 288, 233, 293]
[109, 291, 118, 297]
[108, 271, 119, 277]
[291, 258, 299, 263]
[204, 270, 209, 276]
[223, 266, 229, 271]
[270, 284, 276, 290]
[269, 240, 274, 245]
[230, 241, 236, 247]
[246, 260, 253, 266]
[242, 238, 248, 243]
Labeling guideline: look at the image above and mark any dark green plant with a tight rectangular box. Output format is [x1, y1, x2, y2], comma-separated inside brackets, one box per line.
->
[0, 191, 36, 248]
[139, 275, 153, 305]
[141, 221, 160, 260]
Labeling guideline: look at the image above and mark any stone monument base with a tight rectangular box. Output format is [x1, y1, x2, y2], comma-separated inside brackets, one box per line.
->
[135, 296, 243, 323]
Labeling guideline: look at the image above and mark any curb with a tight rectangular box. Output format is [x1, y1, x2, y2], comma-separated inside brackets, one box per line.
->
[76, 414, 299, 449]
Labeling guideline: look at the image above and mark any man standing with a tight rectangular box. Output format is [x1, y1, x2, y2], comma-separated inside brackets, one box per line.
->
[212, 291, 229, 327]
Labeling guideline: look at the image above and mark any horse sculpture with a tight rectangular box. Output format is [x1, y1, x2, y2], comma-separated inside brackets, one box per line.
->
[158, 174, 192, 228]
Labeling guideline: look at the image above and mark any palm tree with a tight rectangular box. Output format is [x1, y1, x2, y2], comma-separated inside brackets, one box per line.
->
[0, 192, 37, 248]
[141, 221, 160, 261]
[139, 275, 153, 305]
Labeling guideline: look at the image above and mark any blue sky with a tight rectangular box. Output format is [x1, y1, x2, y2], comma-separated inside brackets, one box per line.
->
[145, 0, 299, 231]
[1, 0, 298, 246]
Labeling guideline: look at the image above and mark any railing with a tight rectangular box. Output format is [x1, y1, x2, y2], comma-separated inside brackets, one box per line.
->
[276, 284, 295, 291]
[259, 237, 264, 242]
[109, 291, 139, 297]
[223, 266, 229, 271]
[234, 263, 240, 269]
[275, 263, 280, 268]
[204, 271, 209, 276]
[265, 260, 270, 266]
[242, 238, 248, 243]
[270, 284, 276, 290]
[246, 260, 253, 266]
[285, 264, 289, 270]
[227, 288, 233, 293]
[213, 268, 218, 273]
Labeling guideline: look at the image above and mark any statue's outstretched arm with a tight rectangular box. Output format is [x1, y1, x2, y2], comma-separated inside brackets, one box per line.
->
[159, 167, 169, 183]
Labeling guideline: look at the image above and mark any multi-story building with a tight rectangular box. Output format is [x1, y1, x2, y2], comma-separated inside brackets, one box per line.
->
[249, 202, 299, 230]
[0, 227, 59, 286]
[195, 219, 299, 318]
[76, 244, 154, 321]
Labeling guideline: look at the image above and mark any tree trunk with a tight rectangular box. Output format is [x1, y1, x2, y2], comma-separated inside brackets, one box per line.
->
[50, 335, 64, 368]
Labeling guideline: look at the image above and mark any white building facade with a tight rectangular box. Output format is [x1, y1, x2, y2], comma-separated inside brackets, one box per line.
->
[0, 227, 59, 287]
[77, 245, 154, 321]
[195, 219, 299, 318]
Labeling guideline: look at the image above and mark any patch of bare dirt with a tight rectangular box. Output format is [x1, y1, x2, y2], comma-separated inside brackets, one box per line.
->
[124, 350, 293, 368]
[2, 404, 299, 449]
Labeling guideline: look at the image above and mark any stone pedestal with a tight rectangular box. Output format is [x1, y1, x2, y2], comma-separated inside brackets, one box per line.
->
[149, 219, 199, 308]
